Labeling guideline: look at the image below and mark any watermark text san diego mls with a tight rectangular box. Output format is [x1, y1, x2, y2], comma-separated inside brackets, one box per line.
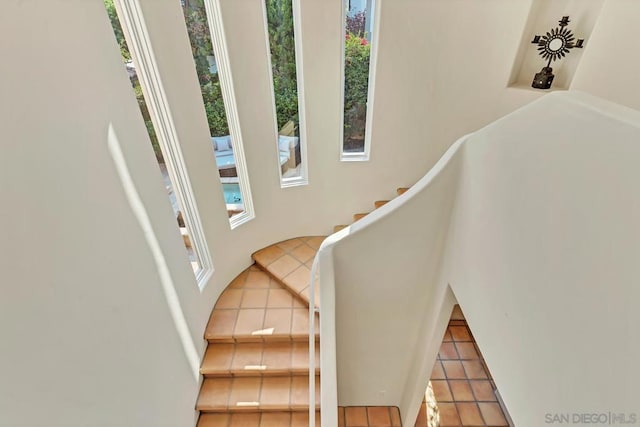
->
[545, 412, 637, 424]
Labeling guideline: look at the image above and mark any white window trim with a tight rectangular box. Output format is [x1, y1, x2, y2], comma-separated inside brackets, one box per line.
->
[261, 0, 309, 188]
[340, 0, 381, 162]
[114, 0, 214, 290]
[203, 0, 256, 228]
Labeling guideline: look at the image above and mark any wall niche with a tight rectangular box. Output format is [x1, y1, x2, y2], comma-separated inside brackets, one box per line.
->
[508, 0, 604, 91]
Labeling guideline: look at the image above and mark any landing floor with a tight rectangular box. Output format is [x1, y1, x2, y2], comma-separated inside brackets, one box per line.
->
[425, 306, 511, 426]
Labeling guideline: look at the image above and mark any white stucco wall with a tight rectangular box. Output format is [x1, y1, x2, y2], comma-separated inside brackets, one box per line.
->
[320, 91, 640, 426]
[0, 1, 201, 425]
[571, 0, 640, 110]
[3, 0, 640, 424]
[445, 92, 640, 426]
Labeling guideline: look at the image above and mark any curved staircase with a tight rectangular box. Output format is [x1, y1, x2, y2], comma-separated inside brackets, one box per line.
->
[197, 237, 323, 427]
[196, 189, 414, 427]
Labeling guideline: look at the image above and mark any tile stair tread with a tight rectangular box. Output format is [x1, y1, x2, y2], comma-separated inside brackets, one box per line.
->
[353, 213, 368, 221]
[333, 225, 348, 233]
[251, 237, 325, 267]
[201, 341, 320, 377]
[197, 411, 320, 427]
[374, 200, 389, 208]
[251, 239, 323, 309]
[204, 310, 319, 343]
[204, 260, 320, 341]
[397, 187, 409, 195]
[197, 375, 321, 412]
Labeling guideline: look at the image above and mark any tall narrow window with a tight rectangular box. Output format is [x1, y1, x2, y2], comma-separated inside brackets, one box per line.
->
[342, 0, 376, 158]
[104, 0, 212, 284]
[264, 0, 307, 185]
[182, 0, 254, 225]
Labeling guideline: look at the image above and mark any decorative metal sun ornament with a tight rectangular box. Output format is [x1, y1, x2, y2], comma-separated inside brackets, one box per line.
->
[531, 16, 585, 89]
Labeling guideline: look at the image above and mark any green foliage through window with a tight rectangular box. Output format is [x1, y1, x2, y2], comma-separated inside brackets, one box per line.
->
[344, 32, 371, 152]
[183, 0, 230, 137]
[265, 0, 300, 134]
[104, 0, 162, 161]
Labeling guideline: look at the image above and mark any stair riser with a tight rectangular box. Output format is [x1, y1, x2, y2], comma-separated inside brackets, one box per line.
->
[374, 200, 389, 209]
[199, 406, 319, 414]
[198, 412, 320, 427]
[207, 335, 318, 344]
[202, 368, 320, 378]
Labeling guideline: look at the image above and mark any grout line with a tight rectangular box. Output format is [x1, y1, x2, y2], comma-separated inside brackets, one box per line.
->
[288, 374, 293, 409]
[288, 306, 295, 339]
[260, 248, 289, 270]
[258, 305, 269, 343]
[258, 376, 264, 409]
[228, 309, 239, 343]
[238, 288, 248, 308]
[288, 337, 294, 373]
[224, 377, 233, 411]
[258, 339, 266, 372]
[475, 401, 488, 426]
[229, 341, 238, 377]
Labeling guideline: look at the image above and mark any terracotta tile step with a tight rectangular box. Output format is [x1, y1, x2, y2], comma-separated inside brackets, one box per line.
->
[198, 411, 320, 427]
[333, 225, 347, 233]
[339, 406, 402, 427]
[201, 341, 320, 377]
[252, 237, 325, 269]
[374, 200, 389, 209]
[353, 213, 368, 221]
[397, 187, 409, 195]
[205, 307, 319, 343]
[196, 375, 321, 413]
[251, 238, 323, 309]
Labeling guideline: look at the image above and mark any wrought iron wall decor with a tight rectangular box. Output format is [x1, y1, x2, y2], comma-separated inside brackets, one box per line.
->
[531, 16, 585, 89]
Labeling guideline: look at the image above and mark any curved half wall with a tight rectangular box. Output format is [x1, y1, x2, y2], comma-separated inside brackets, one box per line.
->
[318, 91, 640, 427]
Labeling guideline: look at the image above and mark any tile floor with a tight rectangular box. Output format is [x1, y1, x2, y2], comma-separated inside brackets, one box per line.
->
[338, 406, 402, 427]
[426, 305, 510, 427]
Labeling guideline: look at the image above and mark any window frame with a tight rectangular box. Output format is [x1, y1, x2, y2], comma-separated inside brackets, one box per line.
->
[340, 0, 381, 162]
[262, 0, 309, 188]
[201, 0, 256, 228]
[113, 0, 217, 289]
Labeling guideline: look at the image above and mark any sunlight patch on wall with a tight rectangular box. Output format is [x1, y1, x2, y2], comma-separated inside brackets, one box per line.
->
[107, 124, 200, 381]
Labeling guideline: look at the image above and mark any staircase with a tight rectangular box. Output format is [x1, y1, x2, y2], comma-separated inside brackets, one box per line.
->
[196, 188, 413, 427]
[333, 187, 408, 232]
[196, 237, 322, 427]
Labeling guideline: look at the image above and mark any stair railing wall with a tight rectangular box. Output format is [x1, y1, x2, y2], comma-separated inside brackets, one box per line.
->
[312, 135, 467, 426]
